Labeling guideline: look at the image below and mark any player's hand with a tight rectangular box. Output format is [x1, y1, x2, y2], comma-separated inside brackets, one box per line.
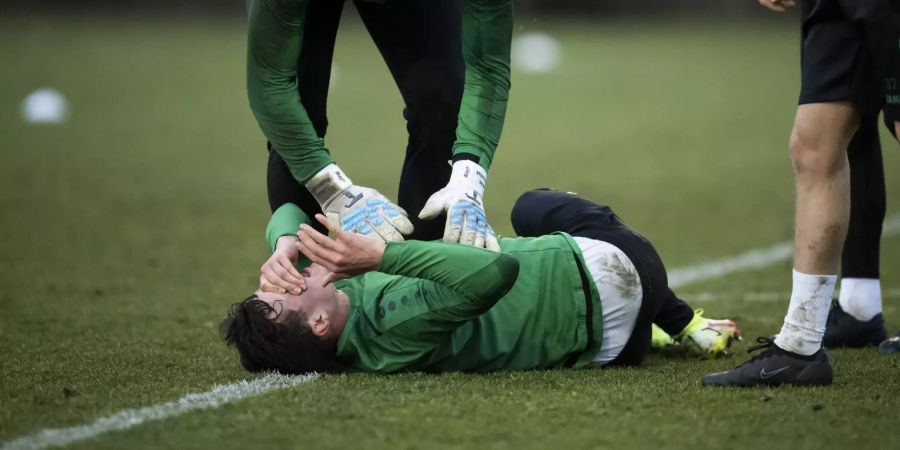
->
[259, 236, 307, 294]
[419, 160, 500, 252]
[305, 164, 414, 242]
[758, 0, 795, 12]
[297, 214, 386, 286]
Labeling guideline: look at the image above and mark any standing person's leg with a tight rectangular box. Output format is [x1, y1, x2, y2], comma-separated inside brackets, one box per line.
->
[703, 103, 858, 386]
[826, 116, 889, 347]
[779, 101, 860, 357]
[788, 103, 857, 287]
[789, 0, 900, 354]
[704, 0, 872, 387]
[266, 0, 346, 234]
[882, 111, 900, 352]
[353, 0, 464, 241]
[855, 0, 900, 352]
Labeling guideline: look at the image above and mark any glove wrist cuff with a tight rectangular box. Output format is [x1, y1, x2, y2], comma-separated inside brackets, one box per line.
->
[305, 163, 353, 206]
[448, 160, 487, 194]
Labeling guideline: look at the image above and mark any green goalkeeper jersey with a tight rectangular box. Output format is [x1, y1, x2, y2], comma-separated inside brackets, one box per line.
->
[246, 0, 512, 184]
[267, 204, 604, 373]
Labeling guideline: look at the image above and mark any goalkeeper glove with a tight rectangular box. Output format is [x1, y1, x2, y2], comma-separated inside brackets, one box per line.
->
[418, 159, 500, 252]
[305, 164, 414, 242]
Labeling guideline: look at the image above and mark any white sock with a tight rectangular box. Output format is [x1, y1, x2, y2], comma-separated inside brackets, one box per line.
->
[774, 270, 836, 356]
[838, 278, 882, 321]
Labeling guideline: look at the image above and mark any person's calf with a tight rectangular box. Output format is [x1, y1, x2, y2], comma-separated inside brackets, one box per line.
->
[789, 102, 859, 275]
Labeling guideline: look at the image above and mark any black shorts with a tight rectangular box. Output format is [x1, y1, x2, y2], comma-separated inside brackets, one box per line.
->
[799, 0, 900, 121]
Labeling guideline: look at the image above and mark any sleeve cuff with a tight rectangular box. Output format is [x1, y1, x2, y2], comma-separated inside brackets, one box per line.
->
[266, 203, 311, 252]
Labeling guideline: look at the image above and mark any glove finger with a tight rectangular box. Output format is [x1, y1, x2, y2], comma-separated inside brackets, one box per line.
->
[370, 214, 405, 242]
[485, 231, 501, 252]
[343, 209, 380, 240]
[388, 213, 415, 236]
[459, 210, 478, 247]
[473, 227, 486, 249]
[476, 215, 490, 249]
[370, 206, 407, 240]
[417, 192, 446, 220]
[443, 205, 462, 244]
[379, 202, 414, 235]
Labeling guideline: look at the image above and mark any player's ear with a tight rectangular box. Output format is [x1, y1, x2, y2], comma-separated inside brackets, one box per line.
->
[309, 312, 330, 337]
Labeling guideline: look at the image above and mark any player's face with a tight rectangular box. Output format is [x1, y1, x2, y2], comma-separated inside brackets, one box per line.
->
[255, 264, 338, 322]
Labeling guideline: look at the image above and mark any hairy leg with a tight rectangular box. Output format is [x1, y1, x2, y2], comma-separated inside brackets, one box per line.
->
[774, 102, 860, 355]
[790, 102, 859, 275]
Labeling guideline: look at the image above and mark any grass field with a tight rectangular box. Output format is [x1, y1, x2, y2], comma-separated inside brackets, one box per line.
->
[2, 12, 900, 450]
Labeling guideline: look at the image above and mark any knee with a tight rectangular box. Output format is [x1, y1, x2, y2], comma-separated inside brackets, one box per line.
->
[512, 189, 551, 218]
[788, 124, 848, 179]
[510, 189, 550, 233]
[510, 191, 537, 230]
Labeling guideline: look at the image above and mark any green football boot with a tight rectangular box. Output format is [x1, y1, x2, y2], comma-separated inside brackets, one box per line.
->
[675, 309, 742, 358]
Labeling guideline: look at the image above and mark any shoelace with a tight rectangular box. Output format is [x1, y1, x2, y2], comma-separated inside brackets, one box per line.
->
[746, 336, 775, 353]
[730, 336, 777, 370]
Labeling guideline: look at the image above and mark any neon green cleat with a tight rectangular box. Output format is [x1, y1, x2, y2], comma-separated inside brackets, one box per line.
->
[675, 309, 741, 358]
[652, 324, 676, 350]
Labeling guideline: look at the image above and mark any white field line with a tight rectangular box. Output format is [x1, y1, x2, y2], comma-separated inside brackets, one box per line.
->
[668, 213, 900, 289]
[0, 373, 318, 450]
[5, 213, 900, 450]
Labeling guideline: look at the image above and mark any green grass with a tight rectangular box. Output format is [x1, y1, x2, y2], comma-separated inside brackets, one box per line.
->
[2, 14, 900, 450]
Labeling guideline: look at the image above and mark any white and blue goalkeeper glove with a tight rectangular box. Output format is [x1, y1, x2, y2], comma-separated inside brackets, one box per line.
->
[418, 160, 500, 252]
[306, 164, 414, 242]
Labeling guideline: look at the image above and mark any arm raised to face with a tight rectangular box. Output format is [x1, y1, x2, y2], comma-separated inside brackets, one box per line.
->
[298, 214, 520, 319]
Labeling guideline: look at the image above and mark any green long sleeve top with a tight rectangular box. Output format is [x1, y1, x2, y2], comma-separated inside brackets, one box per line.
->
[266, 203, 604, 373]
[247, 0, 512, 183]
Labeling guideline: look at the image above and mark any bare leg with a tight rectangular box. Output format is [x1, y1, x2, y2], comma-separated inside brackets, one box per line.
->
[790, 103, 858, 274]
[774, 102, 860, 355]
[702, 102, 863, 386]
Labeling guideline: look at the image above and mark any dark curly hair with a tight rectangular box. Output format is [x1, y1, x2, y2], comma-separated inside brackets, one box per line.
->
[220, 295, 343, 374]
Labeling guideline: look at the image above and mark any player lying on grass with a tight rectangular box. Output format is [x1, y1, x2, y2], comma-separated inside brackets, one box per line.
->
[221, 189, 740, 374]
